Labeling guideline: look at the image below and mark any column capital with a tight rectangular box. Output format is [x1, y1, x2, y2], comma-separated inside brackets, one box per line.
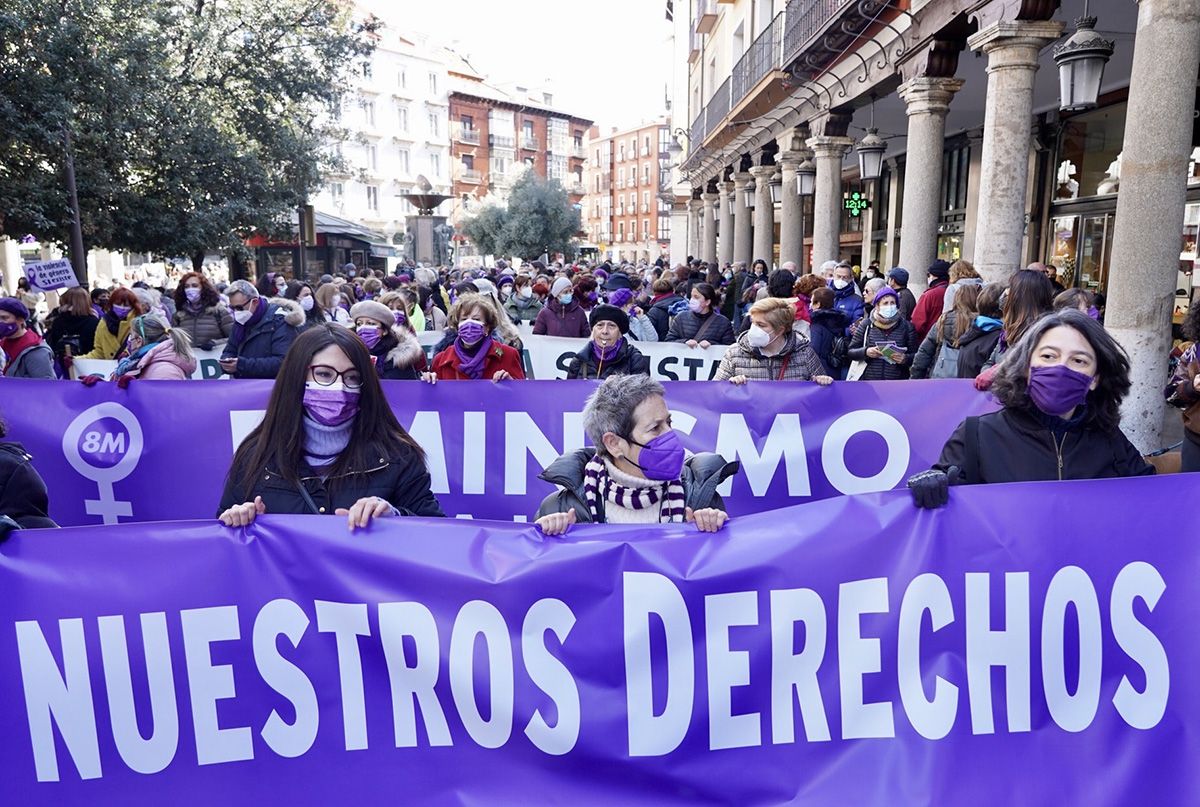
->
[733, 171, 755, 190]
[967, 20, 1064, 64]
[777, 150, 811, 170]
[700, 191, 721, 204]
[688, 198, 704, 212]
[897, 76, 966, 117]
[720, 179, 737, 196]
[805, 135, 854, 159]
[748, 164, 776, 186]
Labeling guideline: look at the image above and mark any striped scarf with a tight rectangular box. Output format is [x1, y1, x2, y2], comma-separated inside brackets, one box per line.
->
[582, 454, 686, 523]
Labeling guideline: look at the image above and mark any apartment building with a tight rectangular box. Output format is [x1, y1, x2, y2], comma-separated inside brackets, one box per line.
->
[583, 120, 674, 263]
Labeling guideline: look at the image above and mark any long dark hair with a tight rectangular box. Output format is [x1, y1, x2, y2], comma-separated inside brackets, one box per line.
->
[285, 280, 324, 325]
[173, 272, 220, 310]
[1003, 270, 1054, 346]
[230, 324, 425, 491]
[991, 309, 1131, 431]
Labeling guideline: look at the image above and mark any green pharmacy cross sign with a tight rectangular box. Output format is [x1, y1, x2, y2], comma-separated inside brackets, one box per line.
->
[843, 192, 870, 217]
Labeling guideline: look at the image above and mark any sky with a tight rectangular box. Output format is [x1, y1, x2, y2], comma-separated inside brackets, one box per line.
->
[363, 0, 675, 133]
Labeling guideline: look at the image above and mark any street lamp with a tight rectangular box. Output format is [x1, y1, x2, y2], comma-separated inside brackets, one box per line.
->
[796, 158, 816, 196]
[1054, 6, 1115, 112]
[713, 195, 721, 220]
[744, 186, 755, 209]
[855, 129, 887, 182]
[768, 173, 782, 205]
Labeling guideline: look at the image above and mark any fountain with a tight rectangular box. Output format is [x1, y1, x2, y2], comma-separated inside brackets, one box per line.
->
[403, 175, 455, 266]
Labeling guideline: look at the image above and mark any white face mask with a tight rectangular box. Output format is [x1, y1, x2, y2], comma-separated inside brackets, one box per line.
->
[300, 296, 314, 311]
[520, 287, 533, 299]
[331, 294, 342, 308]
[232, 308, 254, 325]
[747, 324, 773, 348]
[833, 278, 850, 290]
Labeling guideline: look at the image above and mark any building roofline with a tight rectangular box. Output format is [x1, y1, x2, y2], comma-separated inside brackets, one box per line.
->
[448, 89, 592, 125]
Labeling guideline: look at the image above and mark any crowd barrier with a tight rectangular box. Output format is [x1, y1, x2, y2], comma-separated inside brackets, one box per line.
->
[0, 475, 1188, 803]
[0, 378, 997, 527]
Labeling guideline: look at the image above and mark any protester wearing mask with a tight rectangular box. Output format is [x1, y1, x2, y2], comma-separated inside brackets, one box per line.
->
[646, 277, 686, 341]
[378, 290, 423, 334]
[81, 287, 140, 360]
[716, 298, 832, 385]
[532, 277, 590, 338]
[1053, 288, 1099, 318]
[0, 299, 55, 378]
[977, 268, 1056, 389]
[911, 259, 952, 342]
[606, 288, 658, 342]
[505, 276, 544, 325]
[426, 293, 526, 382]
[217, 325, 444, 527]
[908, 309, 1153, 508]
[566, 305, 650, 380]
[496, 275, 515, 303]
[886, 268, 917, 321]
[955, 282, 1005, 379]
[172, 271, 232, 349]
[808, 287, 851, 378]
[45, 287, 99, 365]
[350, 300, 425, 380]
[419, 286, 448, 332]
[666, 283, 735, 347]
[1166, 301, 1200, 472]
[846, 287, 919, 380]
[285, 281, 325, 332]
[574, 277, 600, 314]
[830, 263, 865, 333]
[82, 314, 196, 385]
[218, 279, 303, 379]
[90, 288, 110, 320]
[534, 375, 738, 536]
[315, 283, 352, 326]
[0, 413, 57, 534]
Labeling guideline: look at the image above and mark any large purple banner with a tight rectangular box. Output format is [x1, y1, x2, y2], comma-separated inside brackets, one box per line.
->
[0, 475, 1189, 803]
[0, 378, 995, 527]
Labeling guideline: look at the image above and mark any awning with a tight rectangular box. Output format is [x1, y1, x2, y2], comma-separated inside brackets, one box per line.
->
[370, 244, 398, 258]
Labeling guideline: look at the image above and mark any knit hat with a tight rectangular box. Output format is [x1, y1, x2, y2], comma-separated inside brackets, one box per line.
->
[887, 267, 910, 286]
[928, 260, 951, 281]
[349, 300, 394, 328]
[550, 277, 573, 297]
[0, 297, 30, 321]
[589, 304, 629, 334]
[873, 286, 900, 305]
[607, 288, 634, 309]
[603, 272, 632, 291]
[497, 274, 515, 289]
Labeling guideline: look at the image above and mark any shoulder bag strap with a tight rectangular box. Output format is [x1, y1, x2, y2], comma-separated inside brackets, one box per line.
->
[776, 352, 792, 381]
[693, 312, 718, 344]
[294, 480, 320, 514]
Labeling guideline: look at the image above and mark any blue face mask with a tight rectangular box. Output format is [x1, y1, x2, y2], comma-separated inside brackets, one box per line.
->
[558, 293, 575, 306]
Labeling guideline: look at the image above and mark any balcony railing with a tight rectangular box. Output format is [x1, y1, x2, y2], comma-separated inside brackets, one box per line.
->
[452, 124, 480, 145]
[731, 13, 784, 103]
[572, 144, 586, 159]
[456, 168, 482, 184]
[704, 77, 731, 141]
[783, 0, 852, 67]
[489, 133, 516, 149]
[569, 182, 586, 195]
[520, 134, 539, 151]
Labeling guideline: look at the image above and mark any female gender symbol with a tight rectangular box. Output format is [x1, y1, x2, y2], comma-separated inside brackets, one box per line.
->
[61, 403, 145, 524]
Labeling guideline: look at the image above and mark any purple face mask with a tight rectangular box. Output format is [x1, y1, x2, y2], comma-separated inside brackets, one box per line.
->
[1086, 306, 1100, 321]
[629, 429, 686, 481]
[393, 310, 407, 326]
[0, 321, 19, 339]
[302, 384, 360, 427]
[458, 320, 486, 345]
[357, 326, 382, 350]
[112, 304, 132, 318]
[1027, 363, 1094, 417]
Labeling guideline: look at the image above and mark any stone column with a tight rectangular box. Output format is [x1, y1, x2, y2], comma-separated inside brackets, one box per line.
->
[732, 172, 755, 266]
[1105, 0, 1200, 453]
[778, 154, 806, 271]
[701, 192, 720, 265]
[967, 20, 1063, 282]
[669, 202, 689, 266]
[687, 197, 704, 260]
[718, 180, 736, 268]
[750, 166, 776, 268]
[897, 76, 964, 294]
[806, 135, 853, 268]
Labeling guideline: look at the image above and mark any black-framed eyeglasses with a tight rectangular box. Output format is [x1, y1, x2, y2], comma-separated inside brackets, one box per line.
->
[308, 365, 363, 389]
[229, 298, 255, 312]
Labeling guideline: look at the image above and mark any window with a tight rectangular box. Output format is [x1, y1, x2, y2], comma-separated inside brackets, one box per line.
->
[658, 217, 671, 240]
[628, 193, 635, 209]
[362, 100, 376, 127]
[330, 182, 344, 203]
[366, 144, 377, 170]
[430, 153, 440, 175]
[523, 120, 534, 138]
[618, 222, 625, 240]
[462, 154, 475, 170]
[658, 127, 671, 155]
[398, 148, 410, 173]
[642, 191, 649, 210]
[574, 130, 583, 147]
[619, 144, 626, 162]
[397, 105, 408, 131]
[398, 69, 406, 88]
[461, 114, 474, 130]
[362, 60, 373, 79]
[428, 72, 438, 94]
[366, 185, 379, 211]
[427, 111, 439, 136]
[523, 156, 535, 168]
[643, 219, 649, 240]
[643, 165, 650, 184]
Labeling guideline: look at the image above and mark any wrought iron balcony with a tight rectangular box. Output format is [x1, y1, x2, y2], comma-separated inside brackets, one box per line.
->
[452, 124, 480, 145]
[695, 0, 718, 34]
[783, 0, 853, 67]
[731, 13, 784, 104]
[520, 134, 539, 151]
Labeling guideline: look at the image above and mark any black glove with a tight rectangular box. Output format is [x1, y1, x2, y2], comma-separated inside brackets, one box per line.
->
[907, 466, 960, 509]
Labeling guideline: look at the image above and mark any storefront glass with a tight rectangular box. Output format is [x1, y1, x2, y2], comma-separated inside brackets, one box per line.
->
[1054, 103, 1126, 201]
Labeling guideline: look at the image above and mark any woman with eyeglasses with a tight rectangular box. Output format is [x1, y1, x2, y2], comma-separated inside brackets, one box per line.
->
[217, 324, 444, 529]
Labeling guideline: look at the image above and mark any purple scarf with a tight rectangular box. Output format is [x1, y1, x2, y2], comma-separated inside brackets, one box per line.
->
[592, 338, 624, 364]
[453, 335, 494, 379]
[231, 299, 268, 343]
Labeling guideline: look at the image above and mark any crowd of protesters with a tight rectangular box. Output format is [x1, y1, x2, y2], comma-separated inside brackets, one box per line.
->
[0, 249, 1195, 540]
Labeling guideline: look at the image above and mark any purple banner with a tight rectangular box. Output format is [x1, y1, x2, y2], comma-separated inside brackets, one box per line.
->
[0, 475, 1190, 803]
[1, 378, 996, 527]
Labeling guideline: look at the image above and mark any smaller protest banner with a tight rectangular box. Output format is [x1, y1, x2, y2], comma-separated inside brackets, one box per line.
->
[72, 343, 229, 381]
[23, 259, 80, 292]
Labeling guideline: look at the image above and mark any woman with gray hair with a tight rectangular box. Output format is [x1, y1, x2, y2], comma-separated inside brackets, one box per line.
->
[534, 375, 739, 536]
[907, 308, 1152, 508]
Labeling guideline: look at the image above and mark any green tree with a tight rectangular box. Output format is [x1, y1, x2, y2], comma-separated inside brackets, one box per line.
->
[0, 0, 376, 272]
[463, 171, 581, 259]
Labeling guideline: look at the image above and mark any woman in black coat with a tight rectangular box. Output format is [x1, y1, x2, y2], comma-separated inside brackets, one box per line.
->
[217, 325, 443, 528]
[665, 283, 735, 346]
[0, 416, 57, 535]
[908, 309, 1153, 507]
[845, 288, 919, 380]
[567, 304, 651, 380]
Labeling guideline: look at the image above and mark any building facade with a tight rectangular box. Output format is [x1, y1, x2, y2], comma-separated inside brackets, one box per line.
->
[671, 0, 1200, 452]
[582, 120, 674, 262]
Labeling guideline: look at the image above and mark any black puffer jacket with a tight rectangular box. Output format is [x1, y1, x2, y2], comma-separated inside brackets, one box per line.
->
[955, 320, 1003, 379]
[846, 317, 919, 380]
[666, 309, 736, 345]
[217, 444, 445, 517]
[535, 448, 739, 522]
[647, 294, 684, 341]
[934, 407, 1154, 484]
[566, 340, 651, 379]
[0, 442, 57, 530]
[219, 298, 304, 379]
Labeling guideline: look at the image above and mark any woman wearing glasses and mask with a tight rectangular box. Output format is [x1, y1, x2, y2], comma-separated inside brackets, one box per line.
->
[217, 325, 444, 529]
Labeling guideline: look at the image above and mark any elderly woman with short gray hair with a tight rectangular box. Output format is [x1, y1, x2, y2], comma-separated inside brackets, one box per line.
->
[534, 375, 739, 536]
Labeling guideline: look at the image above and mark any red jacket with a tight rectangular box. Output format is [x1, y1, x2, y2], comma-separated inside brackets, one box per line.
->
[911, 280, 949, 342]
[431, 341, 526, 380]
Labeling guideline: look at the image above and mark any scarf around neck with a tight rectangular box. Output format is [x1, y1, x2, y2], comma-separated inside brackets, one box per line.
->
[114, 340, 157, 377]
[453, 334, 494, 379]
[232, 299, 268, 342]
[591, 337, 624, 364]
[582, 454, 686, 523]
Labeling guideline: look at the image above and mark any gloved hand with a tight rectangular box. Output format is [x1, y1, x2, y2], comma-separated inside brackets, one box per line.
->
[974, 366, 999, 392]
[907, 466, 960, 509]
[116, 373, 135, 389]
[80, 374, 105, 387]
